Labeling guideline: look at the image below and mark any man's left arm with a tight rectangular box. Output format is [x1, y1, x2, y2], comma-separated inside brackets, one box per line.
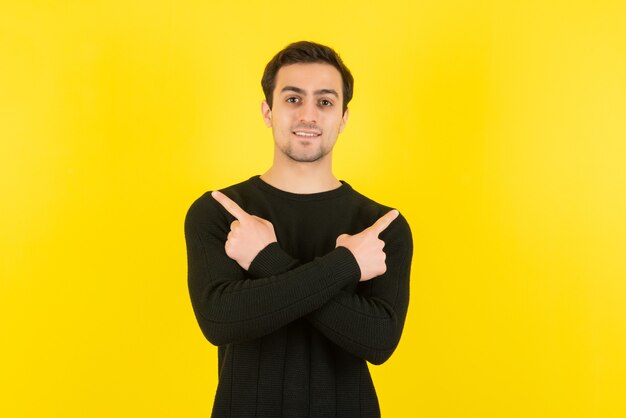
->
[306, 214, 412, 365]
[247, 213, 413, 365]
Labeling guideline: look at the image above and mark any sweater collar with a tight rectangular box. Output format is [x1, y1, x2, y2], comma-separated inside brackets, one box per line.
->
[250, 175, 352, 201]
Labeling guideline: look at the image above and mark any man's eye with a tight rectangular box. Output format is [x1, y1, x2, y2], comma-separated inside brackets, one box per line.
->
[286, 97, 300, 103]
[319, 99, 333, 107]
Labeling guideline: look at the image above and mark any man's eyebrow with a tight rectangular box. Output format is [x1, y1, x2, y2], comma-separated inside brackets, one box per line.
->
[280, 86, 339, 98]
[281, 86, 306, 95]
[315, 89, 339, 98]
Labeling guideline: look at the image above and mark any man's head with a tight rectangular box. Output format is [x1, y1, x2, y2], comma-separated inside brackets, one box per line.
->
[261, 41, 354, 114]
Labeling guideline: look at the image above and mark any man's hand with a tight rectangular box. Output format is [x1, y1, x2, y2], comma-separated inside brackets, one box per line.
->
[336, 210, 399, 282]
[212, 191, 277, 271]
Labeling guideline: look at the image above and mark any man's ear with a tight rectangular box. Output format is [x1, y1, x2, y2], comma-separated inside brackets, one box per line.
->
[339, 108, 349, 133]
[261, 100, 272, 127]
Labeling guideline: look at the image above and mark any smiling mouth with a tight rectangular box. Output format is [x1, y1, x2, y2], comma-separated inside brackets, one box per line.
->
[292, 131, 321, 138]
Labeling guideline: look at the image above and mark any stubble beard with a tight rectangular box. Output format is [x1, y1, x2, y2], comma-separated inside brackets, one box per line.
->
[283, 144, 326, 163]
[280, 138, 331, 163]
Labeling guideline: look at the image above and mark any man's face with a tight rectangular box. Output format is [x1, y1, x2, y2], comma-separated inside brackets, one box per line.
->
[262, 63, 349, 163]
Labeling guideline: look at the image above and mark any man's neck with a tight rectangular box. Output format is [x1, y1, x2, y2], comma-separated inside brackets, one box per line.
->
[260, 158, 341, 194]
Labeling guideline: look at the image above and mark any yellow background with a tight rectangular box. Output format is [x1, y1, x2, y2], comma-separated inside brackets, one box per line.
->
[2, 1, 625, 417]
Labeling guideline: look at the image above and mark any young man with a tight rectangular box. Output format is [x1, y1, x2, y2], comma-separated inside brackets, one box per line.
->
[185, 41, 413, 418]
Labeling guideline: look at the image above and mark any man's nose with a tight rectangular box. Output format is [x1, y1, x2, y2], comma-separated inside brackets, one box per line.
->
[298, 101, 318, 123]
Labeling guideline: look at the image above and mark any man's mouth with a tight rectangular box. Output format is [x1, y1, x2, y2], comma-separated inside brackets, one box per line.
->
[292, 130, 321, 138]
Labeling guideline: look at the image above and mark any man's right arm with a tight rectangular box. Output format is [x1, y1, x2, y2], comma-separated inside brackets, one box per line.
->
[185, 193, 361, 346]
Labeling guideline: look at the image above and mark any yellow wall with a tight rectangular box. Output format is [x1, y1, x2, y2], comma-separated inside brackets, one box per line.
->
[2, 1, 625, 417]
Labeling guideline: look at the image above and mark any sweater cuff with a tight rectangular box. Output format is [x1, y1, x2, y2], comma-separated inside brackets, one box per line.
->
[248, 242, 299, 278]
[319, 246, 362, 286]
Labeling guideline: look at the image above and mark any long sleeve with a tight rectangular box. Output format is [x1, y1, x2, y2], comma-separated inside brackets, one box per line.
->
[185, 193, 361, 347]
[307, 214, 413, 364]
[244, 211, 413, 365]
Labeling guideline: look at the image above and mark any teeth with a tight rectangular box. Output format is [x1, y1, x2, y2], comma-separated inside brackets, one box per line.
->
[294, 132, 319, 137]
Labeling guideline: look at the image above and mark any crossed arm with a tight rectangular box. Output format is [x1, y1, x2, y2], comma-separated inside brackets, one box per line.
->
[186, 191, 412, 364]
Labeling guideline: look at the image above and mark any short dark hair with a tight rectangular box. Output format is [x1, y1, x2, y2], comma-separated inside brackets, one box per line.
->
[261, 41, 354, 113]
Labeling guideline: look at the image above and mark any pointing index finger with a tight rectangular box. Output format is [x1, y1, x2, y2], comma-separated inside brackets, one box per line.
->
[211, 191, 250, 221]
[370, 209, 399, 235]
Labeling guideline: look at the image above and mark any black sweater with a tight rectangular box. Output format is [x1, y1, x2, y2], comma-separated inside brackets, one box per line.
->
[185, 176, 413, 418]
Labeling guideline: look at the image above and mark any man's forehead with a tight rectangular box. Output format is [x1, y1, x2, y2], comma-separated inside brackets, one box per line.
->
[274, 63, 343, 93]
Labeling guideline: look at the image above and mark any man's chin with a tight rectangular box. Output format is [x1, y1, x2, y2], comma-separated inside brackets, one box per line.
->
[287, 153, 324, 163]
[283, 147, 326, 163]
